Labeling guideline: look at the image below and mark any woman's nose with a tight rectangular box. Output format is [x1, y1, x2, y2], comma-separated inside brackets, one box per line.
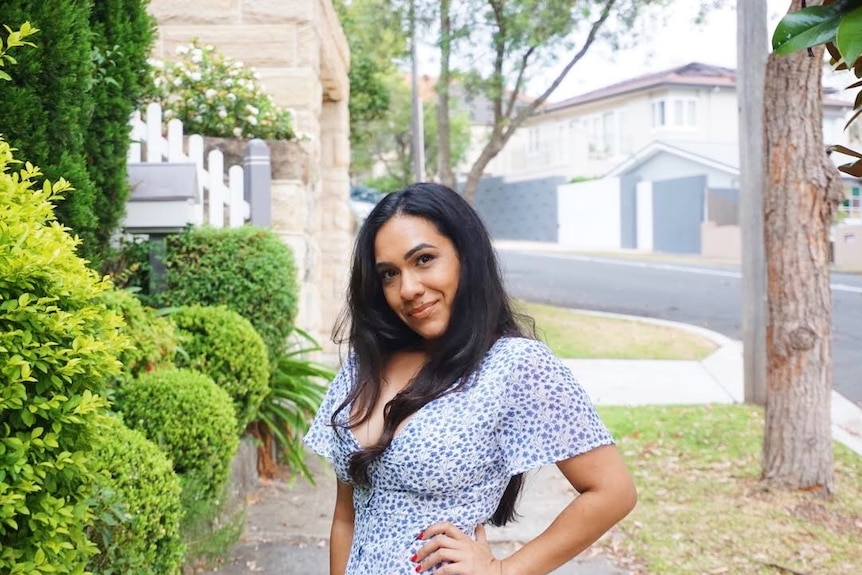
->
[400, 270, 424, 300]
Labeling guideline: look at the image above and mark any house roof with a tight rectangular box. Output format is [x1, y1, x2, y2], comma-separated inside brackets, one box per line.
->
[544, 61, 852, 113]
[606, 140, 740, 178]
[608, 138, 858, 180]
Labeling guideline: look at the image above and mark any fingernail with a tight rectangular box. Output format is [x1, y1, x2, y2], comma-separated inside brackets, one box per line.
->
[415, 565, 422, 573]
[417, 531, 424, 540]
[410, 553, 418, 563]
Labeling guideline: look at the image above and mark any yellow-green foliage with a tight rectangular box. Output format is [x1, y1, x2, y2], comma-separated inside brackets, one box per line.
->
[87, 415, 185, 575]
[0, 138, 129, 574]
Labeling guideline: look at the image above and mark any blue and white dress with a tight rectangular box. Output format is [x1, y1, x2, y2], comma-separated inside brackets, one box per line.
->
[303, 337, 614, 574]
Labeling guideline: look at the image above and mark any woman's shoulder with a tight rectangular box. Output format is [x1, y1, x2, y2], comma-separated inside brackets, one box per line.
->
[493, 336, 554, 356]
[489, 336, 558, 367]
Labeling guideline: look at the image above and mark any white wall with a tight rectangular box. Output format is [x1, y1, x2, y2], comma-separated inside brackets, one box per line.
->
[557, 178, 621, 249]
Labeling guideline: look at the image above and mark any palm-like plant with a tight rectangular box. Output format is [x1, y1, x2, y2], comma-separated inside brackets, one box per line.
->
[250, 328, 333, 482]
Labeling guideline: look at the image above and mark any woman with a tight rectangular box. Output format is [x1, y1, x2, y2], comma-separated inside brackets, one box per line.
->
[304, 183, 636, 575]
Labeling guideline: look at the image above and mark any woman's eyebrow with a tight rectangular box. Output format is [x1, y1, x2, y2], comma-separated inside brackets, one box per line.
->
[375, 242, 437, 269]
[402, 242, 435, 260]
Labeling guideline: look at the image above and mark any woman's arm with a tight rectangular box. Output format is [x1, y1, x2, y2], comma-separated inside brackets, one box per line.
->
[501, 444, 637, 575]
[330, 479, 355, 575]
[415, 444, 636, 575]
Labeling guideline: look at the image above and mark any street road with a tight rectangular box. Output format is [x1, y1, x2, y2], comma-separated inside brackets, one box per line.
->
[498, 250, 862, 404]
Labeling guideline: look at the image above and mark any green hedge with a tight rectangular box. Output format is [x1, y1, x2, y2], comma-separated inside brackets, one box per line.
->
[87, 416, 185, 575]
[150, 226, 299, 356]
[0, 2, 99, 263]
[115, 369, 239, 502]
[0, 138, 128, 573]
[171, 305, 270, 432]
[101, 288, 177, 382]
[87, 0, 156, 264]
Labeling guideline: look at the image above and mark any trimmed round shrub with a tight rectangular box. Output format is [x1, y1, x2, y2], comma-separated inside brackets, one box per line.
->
[0, 139, 128, 572]
[115, 369, 239, 502]
[171, 305, 270, 432]
[87, 416, 185, 575]
[101, 288, 178, 381]
[155, 226, 299, 357]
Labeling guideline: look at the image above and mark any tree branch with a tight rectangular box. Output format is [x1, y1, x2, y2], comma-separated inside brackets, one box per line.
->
[504, 0, 618, 140]
[503, 45, 536, 120]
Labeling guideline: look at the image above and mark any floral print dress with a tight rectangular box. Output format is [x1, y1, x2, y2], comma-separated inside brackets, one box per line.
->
[303, 337, 614, 574]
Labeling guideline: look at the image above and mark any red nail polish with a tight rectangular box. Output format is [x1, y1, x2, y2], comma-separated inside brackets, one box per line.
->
[415, 565, 422, 573]
[418, 531, 424, 540]
[410, 553, 418, 563]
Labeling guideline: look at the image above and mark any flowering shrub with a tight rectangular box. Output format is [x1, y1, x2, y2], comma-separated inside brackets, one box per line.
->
[148, 40, 294, 140]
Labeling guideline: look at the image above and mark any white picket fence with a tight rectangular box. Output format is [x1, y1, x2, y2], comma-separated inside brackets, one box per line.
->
[128, 102, 249, 228]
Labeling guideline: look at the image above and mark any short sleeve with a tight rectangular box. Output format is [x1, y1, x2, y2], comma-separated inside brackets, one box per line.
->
[303, 352, 356, 459]
[495, 341, 614, 476]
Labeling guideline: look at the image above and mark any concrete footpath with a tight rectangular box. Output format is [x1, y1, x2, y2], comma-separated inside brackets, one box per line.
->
[202, 314, 862, 575]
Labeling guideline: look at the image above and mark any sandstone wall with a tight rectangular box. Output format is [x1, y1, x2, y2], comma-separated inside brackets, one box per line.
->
[148, 0, 352, 353]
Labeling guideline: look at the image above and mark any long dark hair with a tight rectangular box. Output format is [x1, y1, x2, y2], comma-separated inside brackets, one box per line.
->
[332, 183, 535, 526]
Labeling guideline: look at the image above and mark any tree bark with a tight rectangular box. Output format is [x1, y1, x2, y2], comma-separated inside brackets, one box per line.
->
[436, 0, 455, 188]
[762, 3, 843, 495]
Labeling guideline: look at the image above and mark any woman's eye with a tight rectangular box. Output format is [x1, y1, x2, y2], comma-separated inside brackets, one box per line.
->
[417, 254, 434, 265]
[379, 269, 397, 281]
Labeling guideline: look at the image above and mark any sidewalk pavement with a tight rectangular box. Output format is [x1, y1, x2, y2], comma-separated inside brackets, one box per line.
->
[203, 312, 862, 575]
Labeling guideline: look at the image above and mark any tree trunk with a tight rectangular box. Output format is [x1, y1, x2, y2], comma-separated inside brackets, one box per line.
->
[436, 0, 455, 188]
[762, 11, 843, 494]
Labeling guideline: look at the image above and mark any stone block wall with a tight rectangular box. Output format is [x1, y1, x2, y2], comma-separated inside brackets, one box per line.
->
[148, 0, 352, 352]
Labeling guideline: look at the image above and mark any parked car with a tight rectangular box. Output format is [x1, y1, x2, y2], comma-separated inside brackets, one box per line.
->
[349, 185, 385, 222]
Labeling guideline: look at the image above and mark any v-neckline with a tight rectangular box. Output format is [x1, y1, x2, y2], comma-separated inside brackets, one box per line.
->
[344, 337, 508, 451]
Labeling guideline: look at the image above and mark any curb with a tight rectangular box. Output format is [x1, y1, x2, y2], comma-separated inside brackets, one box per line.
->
[566, 307, 738, 348]
[566, 306, 862, 458]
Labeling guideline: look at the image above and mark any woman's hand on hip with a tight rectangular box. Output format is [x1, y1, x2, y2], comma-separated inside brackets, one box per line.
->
[413, 522, 504, 575]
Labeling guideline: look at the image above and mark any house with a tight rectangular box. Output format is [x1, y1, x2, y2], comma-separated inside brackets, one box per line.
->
[490, 62, 854, 182]
[471, 62, 862, 263]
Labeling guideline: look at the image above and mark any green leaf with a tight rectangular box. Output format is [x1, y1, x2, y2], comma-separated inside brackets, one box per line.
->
[772, 5, 843, 55]
[837, 5, 862, 66]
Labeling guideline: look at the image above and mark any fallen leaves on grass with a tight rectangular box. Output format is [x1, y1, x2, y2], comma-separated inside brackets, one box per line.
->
[597, 405, 862, 575]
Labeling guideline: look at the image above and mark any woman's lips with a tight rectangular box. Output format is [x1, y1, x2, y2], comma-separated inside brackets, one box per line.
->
[408, 301, 436, 319]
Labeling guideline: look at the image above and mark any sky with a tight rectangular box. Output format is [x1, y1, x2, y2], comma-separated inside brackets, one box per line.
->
[531, 1, 792, 103]
[417, 1, 836, 105]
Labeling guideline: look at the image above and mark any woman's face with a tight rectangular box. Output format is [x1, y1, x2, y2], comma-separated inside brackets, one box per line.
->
[374, 214, 461, 341]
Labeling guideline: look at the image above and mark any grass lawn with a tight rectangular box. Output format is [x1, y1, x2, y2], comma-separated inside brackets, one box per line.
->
[517, 300, 717, 361]
[515, 300, 862, 573]
[599, 404, 862, 575]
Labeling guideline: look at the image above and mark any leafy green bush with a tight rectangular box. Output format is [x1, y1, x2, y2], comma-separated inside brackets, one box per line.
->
[148, 40, 295, 140]
[250, 328, 331, 482]
[87, 415, 185, 575]
[0, 2, 100, 263]
[101, 288, 177, 381]
[171, 305, 270, 432]
[87, 0, 156, 263]
[115, 369, 239, 502]
[0, 138, 128, 573]
[150, 226, 299, 357]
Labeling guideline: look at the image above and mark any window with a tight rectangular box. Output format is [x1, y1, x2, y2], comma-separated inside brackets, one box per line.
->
[652, 98, 697, 128]
[839, 186, 862, 220]
[580, 111, 620, 158]
[527, 127, 540, 154]
[651, 101, 665, 128]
